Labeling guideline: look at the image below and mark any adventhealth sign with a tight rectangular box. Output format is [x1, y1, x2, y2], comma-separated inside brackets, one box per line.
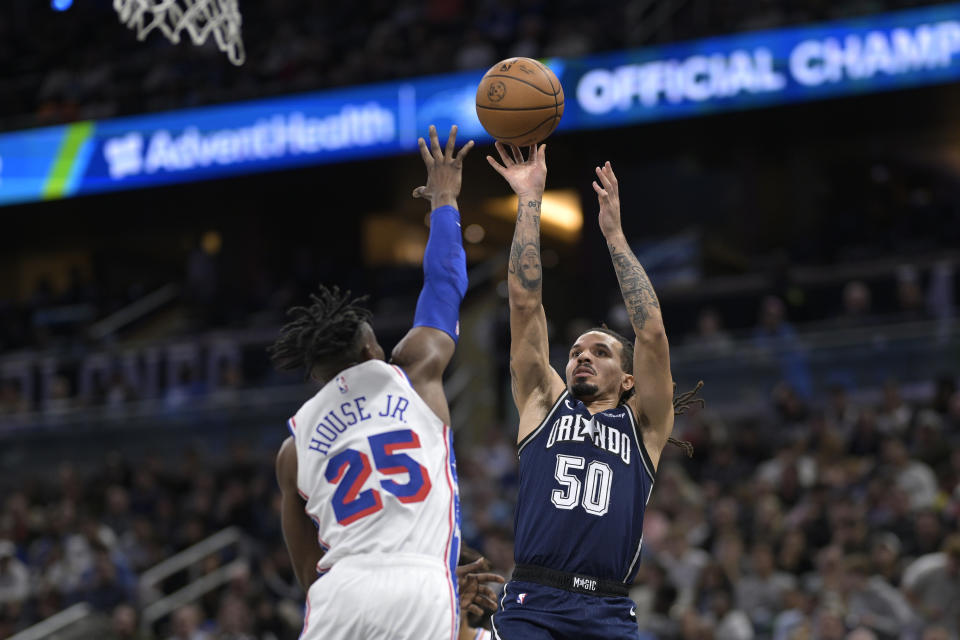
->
[2, 3, 959, 206]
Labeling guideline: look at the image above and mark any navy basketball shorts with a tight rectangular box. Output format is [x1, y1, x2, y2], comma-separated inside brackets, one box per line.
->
[491, 580, 640, 640]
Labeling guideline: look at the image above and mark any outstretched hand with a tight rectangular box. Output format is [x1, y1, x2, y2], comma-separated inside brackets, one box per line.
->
[413, 124, 474, 208]
[456, 557, 505, 617]
[486, 142, 547, 199]
[592, 161, 622, 238]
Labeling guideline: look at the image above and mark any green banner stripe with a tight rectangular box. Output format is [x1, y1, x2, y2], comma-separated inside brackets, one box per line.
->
[42, 121, 94, 200]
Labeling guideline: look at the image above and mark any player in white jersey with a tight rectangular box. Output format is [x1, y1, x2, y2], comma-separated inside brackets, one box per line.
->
[273, 125, 477, 640]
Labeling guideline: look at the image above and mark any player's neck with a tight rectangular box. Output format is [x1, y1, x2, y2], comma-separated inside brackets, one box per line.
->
[580, 396, 620, 414]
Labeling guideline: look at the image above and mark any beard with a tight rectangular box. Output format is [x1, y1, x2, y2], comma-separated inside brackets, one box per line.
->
[571, 381, 599, 398]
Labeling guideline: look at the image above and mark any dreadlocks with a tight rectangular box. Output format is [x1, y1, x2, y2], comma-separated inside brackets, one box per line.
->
[267, 286, 373, 380]
[669, 381, 704, 458]
[589, 326, 704, 458]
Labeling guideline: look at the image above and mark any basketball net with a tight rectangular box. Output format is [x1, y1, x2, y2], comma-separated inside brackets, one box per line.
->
[113, 0, 245, 66]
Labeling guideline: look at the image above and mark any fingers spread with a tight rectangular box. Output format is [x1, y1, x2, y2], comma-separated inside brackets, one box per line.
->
[595, 166, 612, 190]
[460, 558, 486, 573]
[604, 161, 618, 186]
[456, 140, 475, 163]
[509, 144, 523, 165]
[418, 137, 432, 166]
[444, 124, 458, 159]
[429, 125, 442, 159]
[494, 142, 513, 167]
[486, 155, 506, 175]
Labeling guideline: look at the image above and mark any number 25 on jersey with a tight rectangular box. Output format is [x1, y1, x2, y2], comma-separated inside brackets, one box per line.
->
[324, 428, 432, 525]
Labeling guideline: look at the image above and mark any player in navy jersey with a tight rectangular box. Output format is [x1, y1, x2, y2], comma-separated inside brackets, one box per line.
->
[485, 144, 701, 640]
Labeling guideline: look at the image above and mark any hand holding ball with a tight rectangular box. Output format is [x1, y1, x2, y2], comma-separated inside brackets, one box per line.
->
[475, 58, 564, 147]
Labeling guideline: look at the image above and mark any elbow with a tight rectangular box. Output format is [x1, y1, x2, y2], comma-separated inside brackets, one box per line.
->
[508, 283, 541, 310]
[635, 325, 669, 349]
[509, 296, 541, 316]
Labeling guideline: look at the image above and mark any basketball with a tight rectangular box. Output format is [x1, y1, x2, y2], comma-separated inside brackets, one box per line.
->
[475, 57, 564, 147]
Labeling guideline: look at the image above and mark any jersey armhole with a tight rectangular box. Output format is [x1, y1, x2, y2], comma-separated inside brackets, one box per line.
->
[624, 404, 657, 482]
[390, 364, 412, 386]
[517, 390, 568, 456]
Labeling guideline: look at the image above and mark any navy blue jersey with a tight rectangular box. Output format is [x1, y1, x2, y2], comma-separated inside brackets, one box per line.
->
[513, 390, 656, 584]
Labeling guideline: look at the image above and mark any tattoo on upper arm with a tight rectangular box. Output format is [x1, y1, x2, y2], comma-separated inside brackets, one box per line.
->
[608, 243, 660, 331]
[509, 200, 543, 291]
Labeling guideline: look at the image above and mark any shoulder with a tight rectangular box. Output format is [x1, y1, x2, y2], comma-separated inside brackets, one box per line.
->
[517, 389, 569, 452]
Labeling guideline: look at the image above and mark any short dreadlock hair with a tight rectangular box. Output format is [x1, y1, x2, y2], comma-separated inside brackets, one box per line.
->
[583, 326, 704, 458]
[268, 286, 373, 381]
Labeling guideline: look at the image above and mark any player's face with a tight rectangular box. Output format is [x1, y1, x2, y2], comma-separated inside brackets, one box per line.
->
[565, 332, 629, 401]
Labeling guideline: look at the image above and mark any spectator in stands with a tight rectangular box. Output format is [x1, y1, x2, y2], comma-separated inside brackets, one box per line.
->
[710, 588, 754, 640]
[752, 295, 812, 399]
[735, 541, 797, 633]
[868, 533, 904, 588]
[813, 607, 847, 640]
[847, 408, 883, 457]
[902, 534, 960, 635]
[896, 265, 927, 322]
[921, 626, 953, 640]
[834, 280, 874, 328]
[926, 261, 955, 324]
[685, 307, 735, 358]
[660, 523, 711, 608]
[837, 554, 914, 638]
[881, 437, 938, 511]
[107, 603, 149, 640]
[0, 380, 28, 417]
[216, 594, 253, 639]
[168, 604, 210, 640]
[75, 544, 137, 612]
[876, 380, 913, 436]
[0, 540, 29, 605]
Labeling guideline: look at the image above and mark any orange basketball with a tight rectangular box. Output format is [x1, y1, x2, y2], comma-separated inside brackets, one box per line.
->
[475, 57, 564, 147]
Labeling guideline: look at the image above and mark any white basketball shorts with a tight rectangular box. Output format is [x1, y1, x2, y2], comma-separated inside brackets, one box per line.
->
[300, 553, 459, 640]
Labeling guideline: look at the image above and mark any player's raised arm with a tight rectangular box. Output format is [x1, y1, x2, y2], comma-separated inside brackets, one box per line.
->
[487, 143, 565, 443]
[593, 162, 675, 468]
[390, 125, 473, 424]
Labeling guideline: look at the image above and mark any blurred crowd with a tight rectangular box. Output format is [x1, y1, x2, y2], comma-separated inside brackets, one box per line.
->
[1, 367, 958, 638]
[1, 249, 955, 419]
[0, 0, 939, 132]
[0, 445, 303, 639]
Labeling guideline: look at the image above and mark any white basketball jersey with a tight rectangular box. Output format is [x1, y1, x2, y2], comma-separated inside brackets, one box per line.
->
[289, 360, 461, 577]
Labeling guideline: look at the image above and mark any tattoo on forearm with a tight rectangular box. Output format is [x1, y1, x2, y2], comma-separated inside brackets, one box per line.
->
[516, 200, 541, 222]
[509, 200, 543, 291]
[608, 242, 660, 330]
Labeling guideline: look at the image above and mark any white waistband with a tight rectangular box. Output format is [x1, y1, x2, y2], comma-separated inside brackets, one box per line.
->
[322, 552, 448, 573]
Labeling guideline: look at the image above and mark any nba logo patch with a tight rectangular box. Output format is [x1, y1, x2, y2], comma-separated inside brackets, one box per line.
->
[337, 376, 348, 394]
[517, 593, 527, 605]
